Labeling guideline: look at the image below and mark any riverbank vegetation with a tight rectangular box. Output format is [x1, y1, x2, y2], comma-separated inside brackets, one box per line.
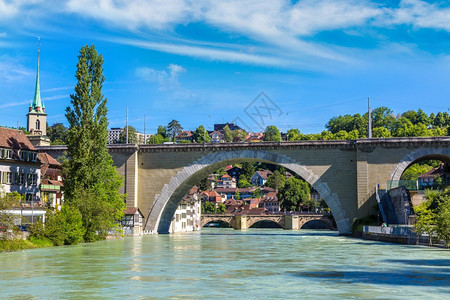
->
[415, 188, 450, 247]
[1, 45, 125, 252]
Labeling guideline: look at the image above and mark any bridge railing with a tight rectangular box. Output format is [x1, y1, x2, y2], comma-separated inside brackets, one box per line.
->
[387, 180, 418, 191]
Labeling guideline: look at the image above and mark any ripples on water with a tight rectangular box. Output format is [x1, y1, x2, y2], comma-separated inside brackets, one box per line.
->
[0, 229, 449, 299]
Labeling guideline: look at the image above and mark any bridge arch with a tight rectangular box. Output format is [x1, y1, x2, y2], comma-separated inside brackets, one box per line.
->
[300, 218, 334, 230]
[390, 148, 450, 185]
[145, 150, 351, 234]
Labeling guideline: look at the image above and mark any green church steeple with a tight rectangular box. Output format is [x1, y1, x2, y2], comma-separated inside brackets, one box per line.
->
[29, 37, 44, 113]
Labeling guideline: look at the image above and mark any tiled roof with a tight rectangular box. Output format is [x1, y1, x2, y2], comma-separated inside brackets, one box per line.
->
[418, 164, 446, 178]
[124, 207, 144, 216]
[38, 152, 61, 166]
[0, 127, 36, 150]
[256, 170, 273, 179]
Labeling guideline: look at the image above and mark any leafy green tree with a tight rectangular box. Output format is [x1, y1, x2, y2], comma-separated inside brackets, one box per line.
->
[217, 203, 227, 214]
[47, 123, 68, 145]
[167, 120, 183, 141]
[197, 177, 210, 191]
[392, 117, 413, 137]
[333, 130, 348, 140]
[241, 162, 256, 181]
[157, 125, 167, 138]
[415, 189, 450, 246]
[223, 125, 233, 142]
[0, 192, 21, 240]
[320, 130, 333, 140]
[235, 189, 241, 200]
[279, 177, 310, 211]
[238, 178, 252, 188]
[372, 106, 396, 130]
[119, 125, 138, 144]
[64, 45, 125, 242]
[287, 128, 301, 141]
[266, 170, 286, 190]
[232, 129, 247, 142]
[410, 123, 431, 137]
[193, 125, 211, 143]
[347, 129, 359, 140]
[372, 127, 391, 138]
[202, 201, 216, 214]
[400, 163, 433, 181]
[252, 188, 262, 198]
[263, 125, 281, 142]
[148, 134, 166, 144]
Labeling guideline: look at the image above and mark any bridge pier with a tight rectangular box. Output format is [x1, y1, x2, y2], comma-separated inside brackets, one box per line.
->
[284, 215, 299, 230]
[234, 215, 248, 230]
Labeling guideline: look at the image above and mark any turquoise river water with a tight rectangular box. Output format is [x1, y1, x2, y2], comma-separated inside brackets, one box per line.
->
[0, 229, 449, 299]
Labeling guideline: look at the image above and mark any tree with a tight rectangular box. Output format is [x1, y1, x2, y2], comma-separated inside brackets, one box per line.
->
[232, 129, 247, 142]
[287, 128, 302, 141]
[0, 192, 22, 240]
[197, 178, 210, 191]
[263, 125, 281, 142]
[167, 120, 182, 141]
[217, 203, 226, 214]
[47, 123, 68, 145]
[223, 125, 233, 142]
[64, 45, 125, 242]
[415, 188, 450, 247]
[193, 125, 211, 143]
[252, 188, 262, 198]
[235, 189, 241, 200]
[278, 177, 310, 211]
[238, 178, 252, 188]
[157, 125, 167, 138]
[119, 125, 138, 144]
[241, 162, 256, 182]
[266, 170, 286, 190]
[148, 134, 166, 144]
[372, 127, 391, 138]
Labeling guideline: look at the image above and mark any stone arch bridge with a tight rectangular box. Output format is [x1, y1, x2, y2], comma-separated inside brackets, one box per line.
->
[38, 137, 450, 235]
[201, 214, 335, 230]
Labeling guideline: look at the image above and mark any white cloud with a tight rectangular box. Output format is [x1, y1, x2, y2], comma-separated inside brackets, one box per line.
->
[0, 59, 33, 81]
[135, 63, 201, 102]
[65, 0, 191, 30]
[136, 63, 185, 89]
[384, 0, 450, 31]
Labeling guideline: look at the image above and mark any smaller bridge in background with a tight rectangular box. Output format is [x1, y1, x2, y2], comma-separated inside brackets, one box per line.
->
[201, 213, 335, 230]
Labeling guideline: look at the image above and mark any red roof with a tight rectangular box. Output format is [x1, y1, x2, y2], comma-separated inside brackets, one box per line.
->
[418, 164, 446, 179]
[256, 170, 273, 179]
[0, 127, 35, 150]
[38, 152, 61, 167]
[124, 207, 144, 216]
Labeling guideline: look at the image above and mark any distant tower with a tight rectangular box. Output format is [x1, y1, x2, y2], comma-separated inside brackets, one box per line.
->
[26, 37, 50, 146]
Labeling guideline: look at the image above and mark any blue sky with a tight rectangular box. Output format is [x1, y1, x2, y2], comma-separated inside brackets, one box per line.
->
[1, 0, 450, 134]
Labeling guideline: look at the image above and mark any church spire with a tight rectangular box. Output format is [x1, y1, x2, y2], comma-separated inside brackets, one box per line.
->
[31, 37, 43, 113]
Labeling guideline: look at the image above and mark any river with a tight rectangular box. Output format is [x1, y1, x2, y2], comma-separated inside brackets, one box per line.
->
[0, 229, 449, 299]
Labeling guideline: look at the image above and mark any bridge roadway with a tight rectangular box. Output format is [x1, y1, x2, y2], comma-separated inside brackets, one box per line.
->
[37, 137, 450, 235]
[201, 213, 335, 230]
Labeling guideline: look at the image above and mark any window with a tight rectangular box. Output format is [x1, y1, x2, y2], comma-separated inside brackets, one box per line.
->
[36, 119, 40, 130]
[27, 173, 37, 185]
[30, 152, 37, 162]
[2, 172, 12, 184]
[20, 151, 27, 161]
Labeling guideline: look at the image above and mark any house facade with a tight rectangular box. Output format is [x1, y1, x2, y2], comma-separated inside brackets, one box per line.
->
[170, 186, 202, 232]
[0, 128, 41, 202]
[251, 170, 273, 186]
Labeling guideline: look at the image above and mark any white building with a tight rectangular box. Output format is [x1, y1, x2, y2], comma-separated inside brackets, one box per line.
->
[0, 128, 41, 202]
[170, 186, 202, 233]
[108, 128, 152, 144]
